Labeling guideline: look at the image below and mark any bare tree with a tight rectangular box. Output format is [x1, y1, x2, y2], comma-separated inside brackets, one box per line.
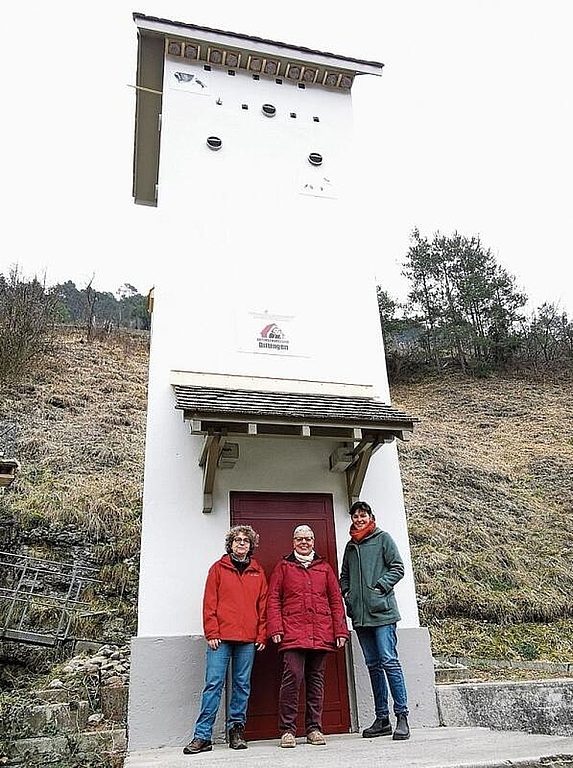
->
[0, 266, 58, 381]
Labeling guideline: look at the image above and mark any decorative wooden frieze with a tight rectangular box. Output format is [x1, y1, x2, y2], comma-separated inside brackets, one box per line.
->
[165, 38, 354, 90]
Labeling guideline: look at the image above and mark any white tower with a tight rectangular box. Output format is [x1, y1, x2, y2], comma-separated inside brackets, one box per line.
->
[128, 13, 438, 751]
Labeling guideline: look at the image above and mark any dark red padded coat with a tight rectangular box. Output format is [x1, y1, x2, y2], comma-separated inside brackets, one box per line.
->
[267, 553, 349, 651]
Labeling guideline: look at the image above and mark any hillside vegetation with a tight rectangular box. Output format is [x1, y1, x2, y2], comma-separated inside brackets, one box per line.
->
[394, 372, 573, 660]
[0, 330, 147, 648]
[1, 330, 572, 666]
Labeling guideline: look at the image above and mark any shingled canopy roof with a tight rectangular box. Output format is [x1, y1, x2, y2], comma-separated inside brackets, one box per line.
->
[172, 384, 417, 512]
[173, 385, 417, 438]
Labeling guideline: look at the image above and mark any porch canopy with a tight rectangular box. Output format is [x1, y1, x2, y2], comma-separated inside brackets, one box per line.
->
[171, 372, 417, 512]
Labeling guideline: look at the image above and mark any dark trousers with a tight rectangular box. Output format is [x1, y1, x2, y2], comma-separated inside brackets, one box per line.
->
[278, 649, 328, 735]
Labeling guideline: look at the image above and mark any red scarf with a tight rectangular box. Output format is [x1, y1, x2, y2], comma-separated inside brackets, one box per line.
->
[350, 519, 376, 543]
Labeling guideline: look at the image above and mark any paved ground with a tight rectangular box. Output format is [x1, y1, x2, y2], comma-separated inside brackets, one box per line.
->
[124, 727, 573, 768]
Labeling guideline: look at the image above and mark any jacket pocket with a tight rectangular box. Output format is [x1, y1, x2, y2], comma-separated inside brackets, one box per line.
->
[366, 586, 391, 615]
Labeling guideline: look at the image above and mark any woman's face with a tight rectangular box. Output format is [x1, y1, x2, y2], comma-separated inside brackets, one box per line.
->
[231, 533, 251, 558]
[293, 532, 314, 557]
[351, 508, 372, 531]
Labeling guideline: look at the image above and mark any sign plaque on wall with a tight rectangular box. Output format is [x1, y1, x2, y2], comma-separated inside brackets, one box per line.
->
[237, 311, 309, 357]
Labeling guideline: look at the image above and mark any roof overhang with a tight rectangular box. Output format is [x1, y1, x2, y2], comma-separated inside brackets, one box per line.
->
[133, 13, 385, 77]
[170, 373, 416, 512]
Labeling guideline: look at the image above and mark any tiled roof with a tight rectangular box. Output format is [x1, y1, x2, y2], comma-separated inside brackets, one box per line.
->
[173, 385, 417, 429]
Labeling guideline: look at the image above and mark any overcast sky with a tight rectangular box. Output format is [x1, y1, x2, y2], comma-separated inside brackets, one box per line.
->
[2, 1, 572, 315]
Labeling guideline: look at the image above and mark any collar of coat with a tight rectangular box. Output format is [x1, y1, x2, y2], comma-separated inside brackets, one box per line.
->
[220, 554, 261, 573]
[285, 552, 322, 565]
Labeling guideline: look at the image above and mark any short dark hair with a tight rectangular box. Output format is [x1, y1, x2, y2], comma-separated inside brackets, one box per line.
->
[349, 501, 373, 516]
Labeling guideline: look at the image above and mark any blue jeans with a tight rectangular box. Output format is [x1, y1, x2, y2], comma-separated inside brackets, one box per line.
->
[193, 641, 256, 740]
[355, 624, 409, 718]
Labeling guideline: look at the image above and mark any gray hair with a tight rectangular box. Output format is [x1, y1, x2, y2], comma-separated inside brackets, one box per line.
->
[293, 525, 314, 539]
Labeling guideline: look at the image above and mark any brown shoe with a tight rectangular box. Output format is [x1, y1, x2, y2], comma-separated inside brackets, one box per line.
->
[306, 729, 326, 745]
[229, 723, 248, 750]
[183, 737, 213, 754]
[280, 732, 296, 748]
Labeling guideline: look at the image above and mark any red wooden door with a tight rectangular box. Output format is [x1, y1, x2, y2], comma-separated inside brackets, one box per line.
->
[230, 491, 351, 740]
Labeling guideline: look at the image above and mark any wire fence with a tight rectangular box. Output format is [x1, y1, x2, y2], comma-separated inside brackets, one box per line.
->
[0, 550, 100, 646]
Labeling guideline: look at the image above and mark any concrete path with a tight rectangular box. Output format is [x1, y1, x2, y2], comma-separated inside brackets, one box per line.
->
[124, 727, 573, 768]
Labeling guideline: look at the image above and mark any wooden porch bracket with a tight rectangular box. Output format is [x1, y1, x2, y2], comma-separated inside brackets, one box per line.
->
[340, 435, 400, 507]
[199, 435, 226, 513]
[346, 442, 374, 507]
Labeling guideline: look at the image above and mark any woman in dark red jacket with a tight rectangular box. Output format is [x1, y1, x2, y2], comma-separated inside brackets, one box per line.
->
[268, 525, 349, 748]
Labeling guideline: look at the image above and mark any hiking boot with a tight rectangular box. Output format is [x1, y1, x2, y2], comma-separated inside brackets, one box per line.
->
[362, 716, 392, 738]
[392, 713, 410, 740]
[183, 737, 212, 754]
[306, 729, 326, 745]
[228, 723, 247, 750]
[280, 732, 297, 748]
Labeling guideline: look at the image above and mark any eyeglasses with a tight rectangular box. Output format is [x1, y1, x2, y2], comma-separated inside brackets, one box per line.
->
[233, 537, 250, 544]
[293, 536, 314, 542]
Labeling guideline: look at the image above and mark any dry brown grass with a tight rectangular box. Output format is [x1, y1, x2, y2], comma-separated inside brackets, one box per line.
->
[3, 331, 147, 529]
[393, 371, 573, 659]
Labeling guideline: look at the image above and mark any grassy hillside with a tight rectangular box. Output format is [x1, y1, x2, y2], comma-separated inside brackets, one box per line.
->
[1, 330, 572, 665]
[0, 330, 148, 645]
[393, 372, 573, 661]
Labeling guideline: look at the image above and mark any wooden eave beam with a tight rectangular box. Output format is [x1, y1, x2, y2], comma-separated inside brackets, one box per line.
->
[184, 413, 413, 441]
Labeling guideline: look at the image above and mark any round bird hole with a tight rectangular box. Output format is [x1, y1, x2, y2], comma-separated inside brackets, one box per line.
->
[308, 152, 323, 166]
[261, 103, 276, 117]
[206, 136, 222, 151]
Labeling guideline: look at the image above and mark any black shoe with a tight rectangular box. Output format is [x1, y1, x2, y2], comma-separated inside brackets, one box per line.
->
[392, 713, 410, 740]
[228, 723, 248, 750]
[362, 717, 392, 738]
[183, 737, 213, 754]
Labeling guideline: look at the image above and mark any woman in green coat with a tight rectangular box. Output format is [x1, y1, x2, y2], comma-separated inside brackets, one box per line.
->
[340, 500, 410, 741]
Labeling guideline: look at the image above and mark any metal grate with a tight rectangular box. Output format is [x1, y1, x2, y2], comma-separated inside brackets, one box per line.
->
[0, 551, 99, 646]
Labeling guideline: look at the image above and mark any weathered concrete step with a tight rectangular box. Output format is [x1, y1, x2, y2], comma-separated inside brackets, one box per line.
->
[123, 728, 573, 768]
[7, 728, 127, 767]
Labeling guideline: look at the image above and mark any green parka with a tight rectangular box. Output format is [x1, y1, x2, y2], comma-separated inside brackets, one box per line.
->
[339, 527, 404, 628]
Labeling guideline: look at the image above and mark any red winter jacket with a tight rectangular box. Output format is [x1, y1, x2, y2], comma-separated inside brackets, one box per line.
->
[267, 554, 349, 652]
[202, 555, 268, 645]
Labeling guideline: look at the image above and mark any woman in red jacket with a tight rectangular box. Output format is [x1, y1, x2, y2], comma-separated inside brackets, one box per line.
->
[183, 525, 267, 755]
[268, 525, 349, 748]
